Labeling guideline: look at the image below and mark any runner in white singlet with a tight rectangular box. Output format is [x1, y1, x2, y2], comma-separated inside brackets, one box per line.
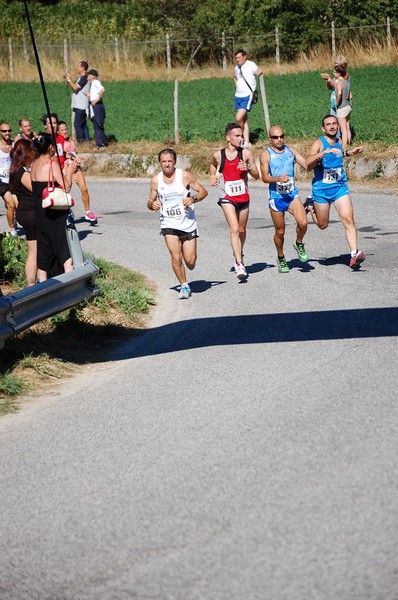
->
[148, 148, 208, 299]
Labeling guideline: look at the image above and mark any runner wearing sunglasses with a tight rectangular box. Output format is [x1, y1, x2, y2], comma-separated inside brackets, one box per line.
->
[260, 126, 308, 273]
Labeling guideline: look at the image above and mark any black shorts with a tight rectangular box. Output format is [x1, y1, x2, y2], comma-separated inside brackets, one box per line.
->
[160, 228, 198, 240]
[0, 182, 10, 199]
[218, 199, 250, 211]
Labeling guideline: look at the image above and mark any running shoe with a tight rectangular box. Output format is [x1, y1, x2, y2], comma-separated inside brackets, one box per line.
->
[303, 196, 314, 213]
[233, 254, 244, 273]
[236, 263, 247, 280]
[85, 210, 97, 223]
[349, 250, 366, 269]
[178, 283, 192, 299]
[277, 256, 290, 273]
[9, 228, 18, 237]
[293, 241, 309, 263]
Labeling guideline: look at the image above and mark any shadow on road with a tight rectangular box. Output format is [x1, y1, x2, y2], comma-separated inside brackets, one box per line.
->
[113, 306, 398, 360]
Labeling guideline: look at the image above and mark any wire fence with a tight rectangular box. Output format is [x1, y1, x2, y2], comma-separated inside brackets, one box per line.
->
[1, 19, 397, 78]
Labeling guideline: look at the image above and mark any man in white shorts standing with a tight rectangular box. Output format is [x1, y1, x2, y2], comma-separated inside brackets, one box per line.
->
[148, 149, 207, 299]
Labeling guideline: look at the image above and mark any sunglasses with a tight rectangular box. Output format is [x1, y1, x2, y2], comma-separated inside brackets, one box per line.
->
[271, 134, 285, 139]
[0, 129, 11, 133]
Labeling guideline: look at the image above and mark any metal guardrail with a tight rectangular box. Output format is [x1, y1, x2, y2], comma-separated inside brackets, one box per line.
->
[0, 212, 100, 350]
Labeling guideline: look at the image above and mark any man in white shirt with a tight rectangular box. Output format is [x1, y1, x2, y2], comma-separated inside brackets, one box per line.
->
[86, 69, 107, 150]
[65, 61, 90, 143]
[234, 49, 262, 148]
[0, 122, 16, 234]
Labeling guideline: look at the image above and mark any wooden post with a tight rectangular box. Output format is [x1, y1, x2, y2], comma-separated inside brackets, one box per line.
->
[275, 26, 280, 65]
[166, 33, 172, 70]
[174, 79, 179, 145]
[22, 28, 29, 61]
[185, 41, 203, 75]
[122, 38, 128, 61]
[331, 21, 336, 56]
[259, 74, 270, 133]
[68, 30, 72, 66]
[222, 31, 227, 71]
[387, 16, 391, 47]
[8, 38, 14, 80]
[63, 38, 68, 72]
[114, 37, 120, 64]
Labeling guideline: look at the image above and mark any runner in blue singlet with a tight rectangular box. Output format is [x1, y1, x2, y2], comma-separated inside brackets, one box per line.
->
[260, 125, 309, 273]
[306, 114, 365, 269]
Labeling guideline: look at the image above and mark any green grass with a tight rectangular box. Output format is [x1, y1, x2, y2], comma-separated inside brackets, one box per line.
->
[0, 372, 25, 414]
[90, 257, 155, 317]
[1, 65, 397, 144]
[0, 253, 155, 414]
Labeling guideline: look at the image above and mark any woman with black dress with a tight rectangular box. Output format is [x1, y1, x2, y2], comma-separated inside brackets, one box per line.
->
[9, 139, 40, 286]
[31, 134, 78, 282]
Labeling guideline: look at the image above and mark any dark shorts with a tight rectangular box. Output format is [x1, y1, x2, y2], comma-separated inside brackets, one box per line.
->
[218, 199, 250, 211]
[160, 228, 199, 240]
[0, 182, 10, 199]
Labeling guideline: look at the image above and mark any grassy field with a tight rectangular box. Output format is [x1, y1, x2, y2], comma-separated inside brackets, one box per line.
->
[0, 65, 397, 145]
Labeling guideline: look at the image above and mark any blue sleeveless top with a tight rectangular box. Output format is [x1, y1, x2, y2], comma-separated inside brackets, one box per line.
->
[312, 137, 347, 198]
[267, 145, 298, 201]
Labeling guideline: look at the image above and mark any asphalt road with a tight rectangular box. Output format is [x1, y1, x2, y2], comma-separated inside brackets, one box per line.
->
[1, 177, 397, 600]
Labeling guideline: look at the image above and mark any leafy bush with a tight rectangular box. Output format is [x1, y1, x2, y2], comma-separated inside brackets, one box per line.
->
[0, 233, 27, 288]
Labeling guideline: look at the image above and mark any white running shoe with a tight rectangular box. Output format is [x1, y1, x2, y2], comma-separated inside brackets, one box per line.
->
[236, 263, 247, 280]
[178, 283, 192, 299]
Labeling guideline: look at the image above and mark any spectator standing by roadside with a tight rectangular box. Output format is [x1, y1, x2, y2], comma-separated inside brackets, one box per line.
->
[9, 139, 40, 286]
[86, 69, 107, 150]
[320, 55, 351, 119]
[65, 61, 90, 143]
[31, 134, 78, 281]
[234, 49, 262, 148]
[14, 118, 37, 144]
[57, 121, 97, 223]
[334, 65, 352, 149]
[0, 121, 17, 235]
[42, 113, 65, 168]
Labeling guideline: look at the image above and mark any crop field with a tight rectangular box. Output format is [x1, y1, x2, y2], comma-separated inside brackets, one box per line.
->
[0, 65, 397, 145]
